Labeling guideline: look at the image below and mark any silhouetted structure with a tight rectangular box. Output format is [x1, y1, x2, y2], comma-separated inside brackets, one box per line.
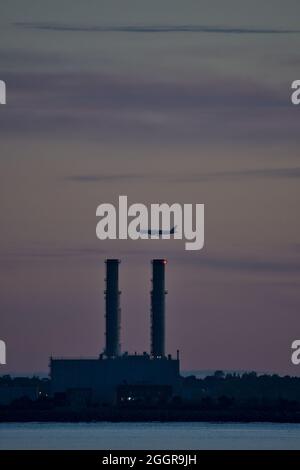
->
[50, 259, 179, 404]
[151, 259, 167, 358]
[105, 259, 121, 357]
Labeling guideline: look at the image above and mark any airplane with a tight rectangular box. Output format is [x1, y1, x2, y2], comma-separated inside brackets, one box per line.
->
[139, 226, 176, 236]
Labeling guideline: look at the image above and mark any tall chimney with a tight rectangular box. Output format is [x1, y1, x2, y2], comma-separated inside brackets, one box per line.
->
[105, 259, 121, 357]
[151, 259, 167, 358]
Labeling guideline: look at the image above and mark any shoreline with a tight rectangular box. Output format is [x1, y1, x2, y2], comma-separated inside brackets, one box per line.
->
[1, 409, 300, 424]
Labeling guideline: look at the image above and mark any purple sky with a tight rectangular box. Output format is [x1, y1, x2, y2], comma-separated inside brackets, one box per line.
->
[0, 0, 300, 376]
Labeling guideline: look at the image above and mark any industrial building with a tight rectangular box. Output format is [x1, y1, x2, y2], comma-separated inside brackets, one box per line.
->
[50, 259, 180, 405]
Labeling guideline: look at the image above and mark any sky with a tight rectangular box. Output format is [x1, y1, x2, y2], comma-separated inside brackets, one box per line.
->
[0, 0, 300, 375]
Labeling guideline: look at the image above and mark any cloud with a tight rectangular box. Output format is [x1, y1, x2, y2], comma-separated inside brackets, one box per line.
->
[65, 173, 147, 183]
[175, 167, 300, 183]
[0, 48, 66, 69]
[65, 167, 300, 185]
[0, 246, 107, 261]
[15, 22, 300, 35]
[1, 243, 300, 275]
[196, 255, 300, 273]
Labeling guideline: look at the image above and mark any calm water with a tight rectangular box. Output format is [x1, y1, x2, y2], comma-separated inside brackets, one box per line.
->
[0, 422, 300, 449]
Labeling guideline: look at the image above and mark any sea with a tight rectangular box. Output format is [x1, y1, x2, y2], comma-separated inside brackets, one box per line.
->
[0, 422, 299, 450]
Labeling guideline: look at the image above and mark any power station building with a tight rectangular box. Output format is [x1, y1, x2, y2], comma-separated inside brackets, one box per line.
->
[50, 259, 180, 405]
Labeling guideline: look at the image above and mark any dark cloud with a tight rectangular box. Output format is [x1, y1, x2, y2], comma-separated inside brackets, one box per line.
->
[15, 22, 300, 35]
[2, 70, 287, 108]
[1, 70, 298, 144]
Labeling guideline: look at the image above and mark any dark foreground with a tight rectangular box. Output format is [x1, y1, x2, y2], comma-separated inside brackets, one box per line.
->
[1, 372, 300, 423]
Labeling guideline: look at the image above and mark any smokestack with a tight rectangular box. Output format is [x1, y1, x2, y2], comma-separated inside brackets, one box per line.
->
[105, 259, 121, 357]
[151, 259, 167, 358]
